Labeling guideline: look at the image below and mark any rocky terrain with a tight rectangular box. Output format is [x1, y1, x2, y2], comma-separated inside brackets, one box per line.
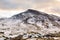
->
[0, 9, 60, 40]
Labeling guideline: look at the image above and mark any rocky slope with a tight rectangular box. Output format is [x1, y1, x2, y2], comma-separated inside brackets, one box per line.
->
[0, 9, 60, 40]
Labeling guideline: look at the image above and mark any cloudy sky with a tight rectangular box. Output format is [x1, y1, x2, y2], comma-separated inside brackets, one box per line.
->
[0, 0, 60, 18]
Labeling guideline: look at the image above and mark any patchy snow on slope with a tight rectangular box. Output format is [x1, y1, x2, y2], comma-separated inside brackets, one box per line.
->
[0, 9, 60, 40]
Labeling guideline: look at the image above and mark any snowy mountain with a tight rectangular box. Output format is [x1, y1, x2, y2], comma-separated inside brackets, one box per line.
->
[0, 9, 60, 40]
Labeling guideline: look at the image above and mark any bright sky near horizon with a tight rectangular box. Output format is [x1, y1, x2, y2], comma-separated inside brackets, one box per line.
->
[0, 0, 60, 18]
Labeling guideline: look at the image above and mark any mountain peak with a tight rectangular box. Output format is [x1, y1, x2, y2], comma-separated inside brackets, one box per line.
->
[26, 9, 39, 12]
[0, 9, 60, 39]
[25, 9, 43, 15]
[11, 9, 40, 19]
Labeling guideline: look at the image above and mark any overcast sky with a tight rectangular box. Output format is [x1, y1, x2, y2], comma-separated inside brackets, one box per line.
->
[0, 0, 60, 18]
[0, 0, 57, 9]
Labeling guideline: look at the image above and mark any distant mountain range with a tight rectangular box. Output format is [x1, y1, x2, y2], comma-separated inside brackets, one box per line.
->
[0, 9, 60, 40]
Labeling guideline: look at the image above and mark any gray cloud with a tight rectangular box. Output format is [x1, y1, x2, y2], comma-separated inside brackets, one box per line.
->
[0, 0, 55, 9]
[0, 0, 32, 9]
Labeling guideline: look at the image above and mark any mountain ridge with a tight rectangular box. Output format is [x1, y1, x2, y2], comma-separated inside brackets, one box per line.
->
[0, 9, 60, 40]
